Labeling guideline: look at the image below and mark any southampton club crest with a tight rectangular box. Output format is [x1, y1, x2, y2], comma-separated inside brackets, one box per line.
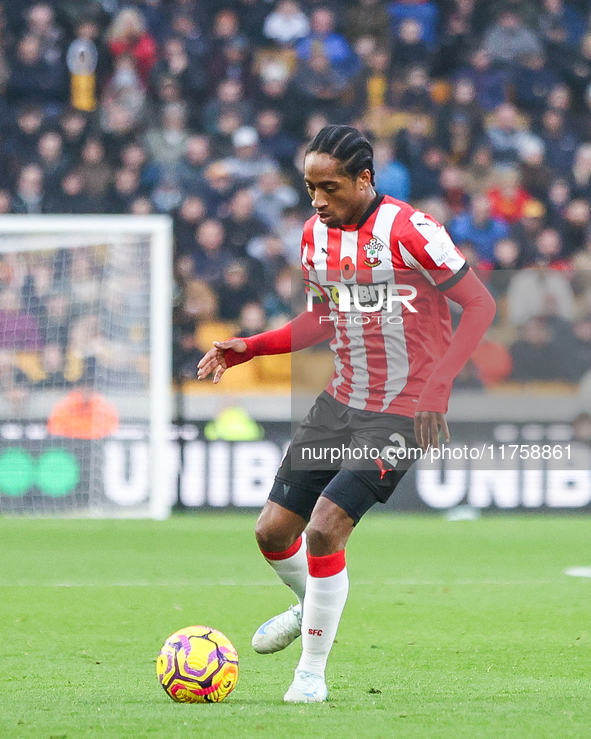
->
[363, 237, 383, 268]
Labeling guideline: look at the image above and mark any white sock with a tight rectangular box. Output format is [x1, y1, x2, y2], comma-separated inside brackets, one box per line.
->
[260, 532, 308, 604]
[296, 550, 349, 679]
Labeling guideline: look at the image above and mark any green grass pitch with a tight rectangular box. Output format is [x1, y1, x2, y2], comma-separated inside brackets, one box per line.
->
[1, 514, 590, 739]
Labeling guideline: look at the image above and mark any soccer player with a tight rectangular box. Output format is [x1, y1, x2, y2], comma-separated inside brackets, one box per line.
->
[198, 126, 496, 703]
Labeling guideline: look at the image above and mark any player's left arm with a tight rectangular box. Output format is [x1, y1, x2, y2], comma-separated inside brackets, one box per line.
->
[397, 213, 497, 451]
[414, 267, 496, 451]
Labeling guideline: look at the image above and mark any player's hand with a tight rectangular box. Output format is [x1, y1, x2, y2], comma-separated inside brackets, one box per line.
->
[197, 338, 247, 384]
[414, 411, 450, 453]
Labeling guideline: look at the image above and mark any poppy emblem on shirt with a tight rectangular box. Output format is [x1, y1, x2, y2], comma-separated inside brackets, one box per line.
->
[363, 237, 383, 268]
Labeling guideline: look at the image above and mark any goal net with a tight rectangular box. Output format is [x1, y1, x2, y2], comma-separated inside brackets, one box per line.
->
[0, 216, 172, 519]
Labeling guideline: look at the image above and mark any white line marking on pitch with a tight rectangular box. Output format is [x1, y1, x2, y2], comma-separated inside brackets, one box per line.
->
[564, 567, 591, 578]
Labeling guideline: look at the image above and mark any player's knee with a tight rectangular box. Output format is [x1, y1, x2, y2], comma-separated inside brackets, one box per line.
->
[255, 513, 296, 553]
[305, 524, 336, 555]
[307, 500, 354, 556]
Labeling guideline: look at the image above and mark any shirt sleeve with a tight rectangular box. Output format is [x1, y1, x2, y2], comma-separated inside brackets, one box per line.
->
[396, 210, 468, 291]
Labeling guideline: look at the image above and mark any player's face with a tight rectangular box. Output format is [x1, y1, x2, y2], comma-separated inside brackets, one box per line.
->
[304, 152, 372, 229]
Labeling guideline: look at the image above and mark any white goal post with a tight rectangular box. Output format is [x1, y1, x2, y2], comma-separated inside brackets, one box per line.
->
[0, 215, 173, 519]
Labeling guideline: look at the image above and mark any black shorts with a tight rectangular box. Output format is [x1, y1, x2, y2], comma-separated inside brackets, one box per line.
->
[268, 391, 421, 524]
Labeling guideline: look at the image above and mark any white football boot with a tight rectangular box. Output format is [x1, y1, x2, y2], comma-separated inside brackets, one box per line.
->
[251, 603, 302, 654]
[283, 670, 328, 703]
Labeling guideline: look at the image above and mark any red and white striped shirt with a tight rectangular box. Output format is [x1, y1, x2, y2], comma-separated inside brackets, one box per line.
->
[301, 195, 467, 417]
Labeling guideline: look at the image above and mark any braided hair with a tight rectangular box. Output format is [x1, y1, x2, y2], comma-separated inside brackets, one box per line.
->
[305, 125, 375, 185]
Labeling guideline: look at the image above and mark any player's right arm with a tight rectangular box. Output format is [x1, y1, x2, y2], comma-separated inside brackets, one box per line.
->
[197, 301, 334, 384]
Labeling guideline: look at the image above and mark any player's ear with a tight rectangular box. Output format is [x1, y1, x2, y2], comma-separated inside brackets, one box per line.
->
[357, 168, 372, 190]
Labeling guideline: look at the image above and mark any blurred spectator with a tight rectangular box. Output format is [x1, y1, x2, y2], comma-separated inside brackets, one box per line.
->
[391, 20, 432, 74]
[396, 113, 433, 172]
[436, 77, 484, 159]
[196, 161, 236, 216]
[487, 238, 521, 295]
[250, 170, 298, 231]
[151, 174, 183, 213]
[151, 37, 207, 101]
[486, 103, 540, 166]
[99, 53, 147, 135]
[345, 0, 390, 47]
[562, 199, 591, 257]
[293, 47, 348, 114]
[214, 260, 261, 321]
[256, 110, 298, 170]
[167, 11, 209, 60]
[387, 0, 439, 48]
[11, 164, 45, 214]
[483, 10, 543, 66]
[174, 195, 207, 255]
[236, 0, 273, 46]
[509, 199, 546, 265]
[249, 236, 290, 287]
[507, 265, 576, 326]
[539, 109, 578, 173]
[222, 188, 269, 257]
[373, 140, 411, 202]
[0, 288, 43, 350]
[7, 34, 67, 108]
[174, 135, 210, 193]
[145, 103, 189, 167]
[46, 170, 93, 214]
[223, 126, 276, 184]
[296, 7, 358, 79]
[408, 145, 445, 202]
[439, 165, 468, 215]
[255, 62, 304, 136]
[35, 343, 69, 389]
[435, 0, 474, 75]
[399, 66, 433, 113]
[172, 323, 203, 382]
[532, 227, 571, 269]
[209, 37, 253, 96]
[519, 139, 553, 204]
[3, 106, 44, 175]
[538, 0, 585, 51]
[448, 194, 508, 262]
[105, 168, 141, 214]
[514, 54, 561, 114]
[36, 130, 69, 191]
[279, 208, 308, 266]
[487, 169, 531, 224]
[510, 316, 575, 382]
[236, 301, 267, 337]
[79, 138, 112, 204]
[120, 142, 158, 193]
[456, 49, 508, 112]
[106, 8, 157, 84]
[211, 8, 244, 51]
[263, 0, 310, 45]
[43, 292, 70, 348]
[264, 266, 292, 323]
[203, 78, 253, 137]
[192, 218, 232, 284]
[58, 108, 89, 159]
[26, 3, 63, 66]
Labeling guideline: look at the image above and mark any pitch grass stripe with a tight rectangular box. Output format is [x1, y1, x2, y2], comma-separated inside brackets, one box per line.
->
[0, 578, 569, 587]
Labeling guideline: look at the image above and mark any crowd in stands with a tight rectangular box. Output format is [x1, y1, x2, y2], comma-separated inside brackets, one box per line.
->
[0, 0, 590, 391]
[0, 240, 151, 412]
